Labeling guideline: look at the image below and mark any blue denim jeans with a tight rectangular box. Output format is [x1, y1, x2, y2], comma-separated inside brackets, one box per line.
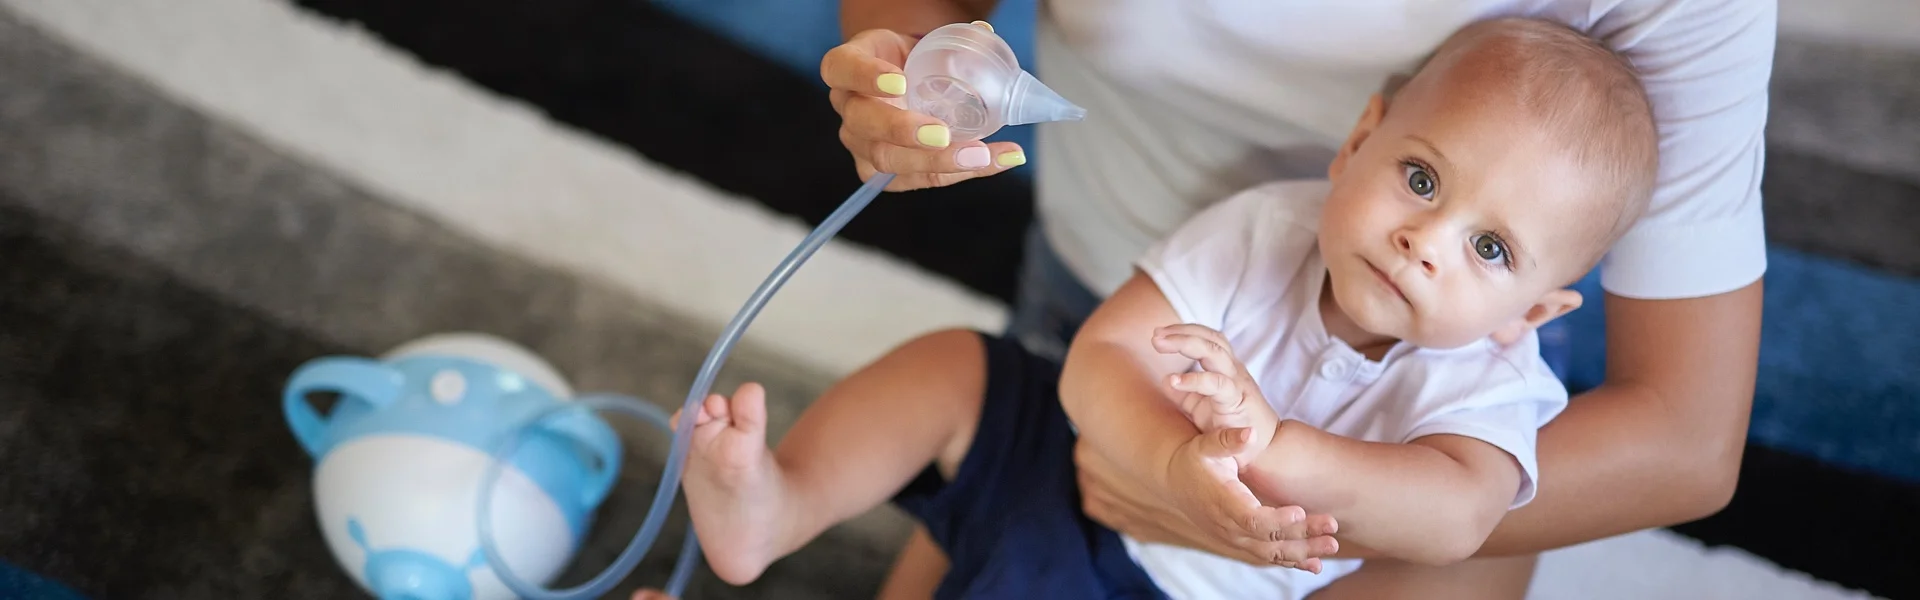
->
[1002, 225, 1103, 363]
[1002, 223, 1585, 385]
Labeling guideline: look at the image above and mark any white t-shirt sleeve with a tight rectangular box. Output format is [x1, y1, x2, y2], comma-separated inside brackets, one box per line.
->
[1133, 186, 1274, 328]
[1398, 355, 1570, 508]
[1596, 0, 1776, 299]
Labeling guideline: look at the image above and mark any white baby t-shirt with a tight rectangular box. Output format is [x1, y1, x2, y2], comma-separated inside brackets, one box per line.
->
[1124, 180, 1572, 600]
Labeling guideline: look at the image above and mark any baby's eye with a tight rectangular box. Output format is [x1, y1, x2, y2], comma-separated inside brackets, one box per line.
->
[1404, 164, 1436, 199]
[1472, 233, 1508, 264]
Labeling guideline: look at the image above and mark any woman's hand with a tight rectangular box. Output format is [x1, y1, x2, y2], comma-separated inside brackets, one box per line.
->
[821, 26, 1027, 191]
[1076, 428, 1340, 572]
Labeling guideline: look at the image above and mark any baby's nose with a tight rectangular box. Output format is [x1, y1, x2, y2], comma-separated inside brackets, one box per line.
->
[1393, 231, 1439, 275]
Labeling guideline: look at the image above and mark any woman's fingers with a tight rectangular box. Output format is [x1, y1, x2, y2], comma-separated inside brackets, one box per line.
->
[837, 91, 951, 150]
[867, 139, 989, 174]
[820, 30, 917, 96]
[1270, 509, 1339, 541]
[821, 26, 1030, 192]
[1249, 540, 1335, 573]
[853, 141, 1027, 191]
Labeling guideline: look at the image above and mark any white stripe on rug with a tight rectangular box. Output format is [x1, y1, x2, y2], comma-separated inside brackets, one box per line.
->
[0, 0, 1885, 598]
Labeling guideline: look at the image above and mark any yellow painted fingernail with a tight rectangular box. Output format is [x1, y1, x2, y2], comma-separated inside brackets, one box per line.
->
[876, 73, 906, 96]
[917, 124, 951, 148]
[996, 150, 1027, 167]
[970, 20, 994, 33]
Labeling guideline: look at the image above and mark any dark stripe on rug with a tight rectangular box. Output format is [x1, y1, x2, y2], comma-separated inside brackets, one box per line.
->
[0, 200, 364, 599]
[1670, 442, 1919, 600]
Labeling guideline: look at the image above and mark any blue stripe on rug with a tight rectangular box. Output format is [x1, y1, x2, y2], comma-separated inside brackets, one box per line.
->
[1561, 246, 1920, 483]
[0, 560, 88, 600]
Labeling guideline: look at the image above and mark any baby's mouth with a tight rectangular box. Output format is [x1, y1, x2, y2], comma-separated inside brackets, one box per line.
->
[1366, 260, 1410, 305]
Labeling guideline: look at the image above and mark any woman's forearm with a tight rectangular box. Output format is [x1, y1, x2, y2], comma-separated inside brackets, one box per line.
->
[1476, 380, 1741, 554]
[840, 0, 998, 40]
[1476, 283, 1762, 556]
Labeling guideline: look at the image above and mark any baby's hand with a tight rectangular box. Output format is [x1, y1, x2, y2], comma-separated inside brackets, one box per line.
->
[1154, 324, 1281, 467]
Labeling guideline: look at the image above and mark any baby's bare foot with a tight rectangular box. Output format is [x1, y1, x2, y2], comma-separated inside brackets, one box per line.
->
[681, 382, 789, 585]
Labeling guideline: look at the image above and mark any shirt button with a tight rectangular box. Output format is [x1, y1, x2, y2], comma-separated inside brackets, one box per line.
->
[1319, 360, 1347, 380]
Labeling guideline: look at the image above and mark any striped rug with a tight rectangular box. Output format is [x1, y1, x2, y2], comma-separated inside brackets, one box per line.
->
[0, 0, 1914, 598]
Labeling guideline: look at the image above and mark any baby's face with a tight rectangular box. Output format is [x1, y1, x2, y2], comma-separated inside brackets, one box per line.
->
[1317, 87, 1595, 349]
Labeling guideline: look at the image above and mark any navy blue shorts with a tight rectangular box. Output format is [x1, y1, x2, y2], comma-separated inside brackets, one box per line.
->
[891, 332, 1168, 600]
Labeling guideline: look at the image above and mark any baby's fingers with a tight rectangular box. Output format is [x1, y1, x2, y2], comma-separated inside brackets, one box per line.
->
[1152, 331, 1242, 378]
[1169, 371, 1242, 409]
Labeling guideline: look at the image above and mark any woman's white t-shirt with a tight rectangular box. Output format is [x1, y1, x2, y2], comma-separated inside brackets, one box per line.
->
[1030, 0, 1775, 300]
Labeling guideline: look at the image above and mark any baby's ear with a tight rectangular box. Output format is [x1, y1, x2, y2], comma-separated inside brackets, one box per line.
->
[1492, 289, 1583, 345]
[1328, 94, 1387, 179]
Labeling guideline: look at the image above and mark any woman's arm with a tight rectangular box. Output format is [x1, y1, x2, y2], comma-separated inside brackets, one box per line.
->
[839, 0, 996, 39]
[1477, 282, 1761, 554]
[1461, 0, 1777, 554]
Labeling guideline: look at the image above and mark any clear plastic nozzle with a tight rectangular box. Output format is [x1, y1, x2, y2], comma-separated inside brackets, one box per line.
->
[903, 22, 1088, 143]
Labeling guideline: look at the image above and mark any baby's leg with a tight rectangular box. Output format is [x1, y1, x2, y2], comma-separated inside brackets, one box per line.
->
[682, 329, 985, 585]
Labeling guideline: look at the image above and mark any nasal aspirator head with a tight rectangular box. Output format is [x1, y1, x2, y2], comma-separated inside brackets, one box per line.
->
[903, 22, 1088, 143]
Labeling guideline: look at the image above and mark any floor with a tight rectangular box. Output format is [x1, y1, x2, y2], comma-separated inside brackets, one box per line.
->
[0, 10, 904, 598]
[0, 0, 1915, 598]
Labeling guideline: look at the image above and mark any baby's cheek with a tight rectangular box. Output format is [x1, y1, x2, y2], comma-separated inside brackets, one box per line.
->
[1414, 307, 1493, 349]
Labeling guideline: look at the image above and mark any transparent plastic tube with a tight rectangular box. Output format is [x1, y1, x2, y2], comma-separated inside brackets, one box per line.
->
[477, 172, 896, 600]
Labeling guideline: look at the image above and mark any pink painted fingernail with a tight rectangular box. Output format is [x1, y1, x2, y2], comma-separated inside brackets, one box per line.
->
[957, 146, 991, 169]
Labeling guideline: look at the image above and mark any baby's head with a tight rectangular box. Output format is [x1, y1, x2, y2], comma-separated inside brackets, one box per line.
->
[1317, 17, 1658, 349]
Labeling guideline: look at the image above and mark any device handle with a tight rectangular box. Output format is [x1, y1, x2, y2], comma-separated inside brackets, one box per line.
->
[283, 357, 404, 458]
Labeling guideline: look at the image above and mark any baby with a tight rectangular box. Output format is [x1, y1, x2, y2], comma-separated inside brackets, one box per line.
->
[665, 16, 1657, 600]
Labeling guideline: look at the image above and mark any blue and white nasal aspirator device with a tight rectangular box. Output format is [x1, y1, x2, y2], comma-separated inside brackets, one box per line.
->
[282, 21, 1084, 600]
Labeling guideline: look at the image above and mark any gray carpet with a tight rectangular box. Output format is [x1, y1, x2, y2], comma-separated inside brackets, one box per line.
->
[0, 10, 910, 598]
[1764, 36, 1920, 276]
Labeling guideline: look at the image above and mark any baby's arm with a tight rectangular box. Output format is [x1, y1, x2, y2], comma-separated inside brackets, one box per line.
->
[1061, 271, 1337, 569]
[1063, 184, 1277, 480]
[1058, 272, 1210, 484]
[1242, 422, 1528, 566]
[1153, 324, 1280, 467]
